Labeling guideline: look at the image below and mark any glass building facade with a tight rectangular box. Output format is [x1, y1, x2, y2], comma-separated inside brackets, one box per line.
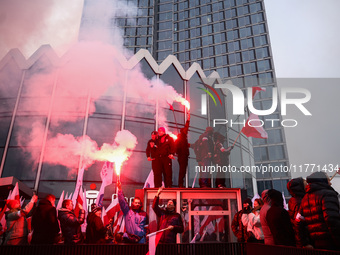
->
[0, 47, 256, 198]
[80, 0, 290, 195]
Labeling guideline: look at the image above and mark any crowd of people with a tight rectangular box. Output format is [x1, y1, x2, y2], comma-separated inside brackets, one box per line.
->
[232, 171, 340, 251]
[0, 185, 184, 245]
[0, 171, 339, 251]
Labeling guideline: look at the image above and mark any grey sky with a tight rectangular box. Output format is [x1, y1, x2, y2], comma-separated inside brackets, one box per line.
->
[265, 0, 340, 191]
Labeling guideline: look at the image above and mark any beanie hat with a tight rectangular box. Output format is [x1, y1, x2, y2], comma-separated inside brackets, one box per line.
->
[7, 199, 19, 210]
[91, 203, 101, 213]
[307, 171, 329, 185]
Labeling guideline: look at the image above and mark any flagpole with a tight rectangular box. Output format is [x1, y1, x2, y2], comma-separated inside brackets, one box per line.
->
[232, 129, 242, 147]
[192, 171, 199, 188]
[146, 226, 173, 237]
[330, 168, 339, 181]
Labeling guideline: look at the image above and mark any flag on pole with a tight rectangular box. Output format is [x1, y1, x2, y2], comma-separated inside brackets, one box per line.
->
[144, 170, 155, 188]
[146, 228, 171, 255]
[72, 167, 85, 206]
[0, 183, 20, 231]
[20, 196, 25, 207]
[252, 87, 266, 98]
[96, 162, 114, 206]
[74, 186, 85, 218]
[190, 232, 199, 243]
[56, 191, 65, 212]
[144, 170, 164, 188]
[9, 182, 20, 201]
[282, 192, 288, 210]
[241, 113, 268, 139]
[102, 197, 121, 226]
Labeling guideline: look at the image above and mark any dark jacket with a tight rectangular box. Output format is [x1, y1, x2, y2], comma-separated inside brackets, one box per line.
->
[232, 210, 252, 242]
[156, 134, 175, 157]
[299, 182, 340, 250]
[152, 196, 184, 243]
[58, 208, 85, 244]
[175, 119, 190, 158]
[85, 212, 106, 244]
[287, 177, 306, 247]
[266, 206, 296, 246]
[266, 189, 295, 246]
[146, 139, 158, 159]
[31, 199, 60, 244]
[4, 200, 35, 245]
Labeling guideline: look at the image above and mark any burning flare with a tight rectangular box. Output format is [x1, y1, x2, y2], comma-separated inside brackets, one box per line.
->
[94, 130, 138, 176]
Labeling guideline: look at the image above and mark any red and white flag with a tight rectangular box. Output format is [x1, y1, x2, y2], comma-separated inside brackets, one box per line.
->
[147, 230, 165, 255]
[56, 191, 65, 211]
[0, 183, 20, 230]
[143, 170, 155, 188]
[242, 113, 268, 139]
[74, 186, 86, 218]
[72, 167, 85, 206]
[102, 197, 121, 226]
[252, 87, 266, 98]
[9, 182, 20, 201]
[144, 170, 165, 189]
[96, 162, 114, 206]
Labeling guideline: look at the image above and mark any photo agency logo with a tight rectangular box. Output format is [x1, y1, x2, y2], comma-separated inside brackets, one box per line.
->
[198, 81, 312, 128]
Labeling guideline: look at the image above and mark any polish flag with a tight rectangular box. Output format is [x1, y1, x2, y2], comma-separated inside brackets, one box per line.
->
[103, 198, 121, 226]
[252, 87, 266, 98]
[242, 113, 268, 139]
[0, 183, 20, 230]
[144, 170, 165, 189]
[147, 230, 165, 255]
[143, 170, 155, 188]
[74, 186, 85, 218]
[96, 162, 114, 206]
[72, 167, 85, 206]
[56, 191, 65, 212]
[9, 182, 20, 201]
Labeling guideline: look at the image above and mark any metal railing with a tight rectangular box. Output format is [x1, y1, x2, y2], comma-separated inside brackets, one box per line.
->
[1, 242, 340, 255]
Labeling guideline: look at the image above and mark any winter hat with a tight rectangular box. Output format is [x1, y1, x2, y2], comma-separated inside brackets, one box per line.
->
[307, 171, 329, 185]
[6, 199, 19, 210]
[205, 127, 214, 134]
[243, 198, 252, 206]
[91, 203, 101, 213]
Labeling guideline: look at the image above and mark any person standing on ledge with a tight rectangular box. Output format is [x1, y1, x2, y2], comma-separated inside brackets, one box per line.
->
[152, 187, 184, 243]
[146, 130, 160, 187]
[155, 127, 175, 188]
[175, 112, 190, 188]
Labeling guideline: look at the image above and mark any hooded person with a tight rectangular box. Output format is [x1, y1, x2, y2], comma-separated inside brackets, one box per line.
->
[31, 194, 60, 244]
[266, 189, 295, 247]
[154, 127, 175, 188]
[85, 204, 107, 244]
[3, 195, 38, 245]
[146, 131, 160, 187]
[298, 171, 340, 250]
[152, 187, 184, 243]
[117, 180, 148, 243]
[287, 177, 307, 247]
[213, 132, 233, 188]
[259, 189, 274, 245]
[197, 127, 214, 188]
